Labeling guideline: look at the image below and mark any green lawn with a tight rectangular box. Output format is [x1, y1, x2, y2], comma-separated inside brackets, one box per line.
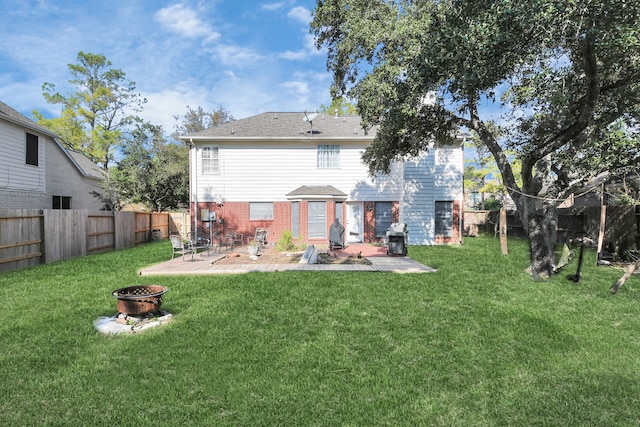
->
[1, 236, 639, 426]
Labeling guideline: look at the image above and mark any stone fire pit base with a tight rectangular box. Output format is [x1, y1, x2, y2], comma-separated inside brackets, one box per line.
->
[94, 310, 173, 335]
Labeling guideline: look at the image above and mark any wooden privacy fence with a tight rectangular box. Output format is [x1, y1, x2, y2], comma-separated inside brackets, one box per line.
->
[464, 206, 640, 256]
[0, 209, 190, 274]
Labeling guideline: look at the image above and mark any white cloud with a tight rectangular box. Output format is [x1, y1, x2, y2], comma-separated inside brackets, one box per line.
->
[210, 44, 266, 68]
[278, 34, 324, 61]
[261, 2, 287, 11]
[139, 85, 220, 133]
[280, 80, 310, 95]
[287, 6, 311, 25]
[278, 50, 308, 60]
[154, 4, 220, 42]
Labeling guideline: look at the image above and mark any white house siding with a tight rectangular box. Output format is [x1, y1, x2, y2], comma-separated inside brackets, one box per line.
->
[434, 146, 464, 200]
[193, 139, 403, 203]
[400, 146, 464, 245]
[0, 119, 45, 196]
[1, 114, 104, 210]
[45, 142, 104, 210]
[401, 152, 437, 245]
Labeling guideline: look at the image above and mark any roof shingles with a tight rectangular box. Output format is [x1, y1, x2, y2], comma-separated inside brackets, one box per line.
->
[183, 112, 377, 139]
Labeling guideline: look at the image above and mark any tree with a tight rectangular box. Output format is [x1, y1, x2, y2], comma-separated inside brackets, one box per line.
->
[172, 105, 234, 137]
[108, 123, 189, 212]
[312, 0, 640, 278]
[319, 97, 357, 116]
[34, 51, 146, 169]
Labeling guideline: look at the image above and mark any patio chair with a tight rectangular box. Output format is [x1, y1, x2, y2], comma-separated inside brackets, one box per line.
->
[213, 231, 234, 252]
[226, 230, 244, 247]
[187, 230, 211, 248]
[249, 228, 269, 249]
[170, 234, 196, 261]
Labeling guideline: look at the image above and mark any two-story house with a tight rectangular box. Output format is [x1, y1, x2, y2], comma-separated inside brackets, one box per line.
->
[180, 111, 464, 246]
[0, 100, 105, 210]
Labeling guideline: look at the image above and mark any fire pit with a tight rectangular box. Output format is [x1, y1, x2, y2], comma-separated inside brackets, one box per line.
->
[112, 285, 168, 316]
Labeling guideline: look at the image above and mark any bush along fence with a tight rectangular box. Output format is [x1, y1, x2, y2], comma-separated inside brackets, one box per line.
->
[0, 209, 189, 273]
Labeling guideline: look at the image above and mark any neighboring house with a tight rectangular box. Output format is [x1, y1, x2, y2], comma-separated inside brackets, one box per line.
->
[180, 111, 464, 246]
[0, 100, 105, 210]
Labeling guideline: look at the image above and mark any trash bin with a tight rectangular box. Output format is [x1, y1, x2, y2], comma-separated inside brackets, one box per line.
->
[386, 223, 408, 256]
[152, 229, 163, 241]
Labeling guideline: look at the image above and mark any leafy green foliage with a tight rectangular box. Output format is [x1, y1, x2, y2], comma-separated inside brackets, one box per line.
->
[275, 230, 305, 252]
[312, 0, 640, 277]
[172, 104, 234, 137]
[319, 96, 357, 116]
[106, 123, 189, 211]
[34, 52, 146, 169]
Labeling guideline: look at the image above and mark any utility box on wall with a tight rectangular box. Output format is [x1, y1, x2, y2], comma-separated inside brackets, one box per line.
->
[200, 209, 217, 221]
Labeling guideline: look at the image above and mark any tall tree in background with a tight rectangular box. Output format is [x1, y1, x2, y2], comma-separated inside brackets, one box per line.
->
[312, 0, 640, 278]
[107, 123, 189, 212]
[319, 97, 357, 117]
[34, 51, 146, 169]
[173, 105, 234, 136]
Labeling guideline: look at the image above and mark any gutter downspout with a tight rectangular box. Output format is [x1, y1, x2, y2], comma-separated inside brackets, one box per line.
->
[190, 138, 198, 243]
[460, 136, 466, 244]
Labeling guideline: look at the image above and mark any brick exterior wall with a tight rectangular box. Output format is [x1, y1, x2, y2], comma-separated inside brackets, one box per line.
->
[0, 190, 46, 208]
[194, 199, 404, 246]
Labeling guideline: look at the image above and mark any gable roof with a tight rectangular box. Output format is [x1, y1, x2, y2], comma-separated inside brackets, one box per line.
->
[0, 99, 104, 181]
[65, 148, 106, 181]
[182, 112, 377, 140]
[0, 100, 57, 138]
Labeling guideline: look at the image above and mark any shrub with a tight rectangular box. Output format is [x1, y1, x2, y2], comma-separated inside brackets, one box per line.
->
[276, 230, 301, 252]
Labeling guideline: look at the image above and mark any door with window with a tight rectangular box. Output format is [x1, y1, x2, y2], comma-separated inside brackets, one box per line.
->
[346, 202, 363, 243]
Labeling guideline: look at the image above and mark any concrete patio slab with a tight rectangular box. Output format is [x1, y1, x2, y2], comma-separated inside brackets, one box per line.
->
[138, 244, 436, 276]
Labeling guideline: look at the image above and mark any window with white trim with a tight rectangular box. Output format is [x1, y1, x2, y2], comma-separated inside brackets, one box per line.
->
[375, 202, 393, 237]
[335, 201, 343, 225]
[317, 145, 340, 168]
[250, 202, 274, 220]
[308, 201, 327, 238]
[202, 146, 219, 174]
[435, 201, 454, 237]
[291, 202, 299, 237]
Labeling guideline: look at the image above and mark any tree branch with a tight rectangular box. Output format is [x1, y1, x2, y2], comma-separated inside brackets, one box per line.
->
[468, 101, 523, 211]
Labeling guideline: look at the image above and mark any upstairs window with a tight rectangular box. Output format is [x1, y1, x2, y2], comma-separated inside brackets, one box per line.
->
[202, 146, 219, 174]
[317, 145, 340, 168]
[26, 133, 39, 166]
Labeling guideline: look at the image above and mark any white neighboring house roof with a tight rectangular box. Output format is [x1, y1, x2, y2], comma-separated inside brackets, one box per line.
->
[0, 100, 105, 182]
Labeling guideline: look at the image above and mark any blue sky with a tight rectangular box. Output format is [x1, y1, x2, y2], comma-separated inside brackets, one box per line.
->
[0, 0, 331, 133]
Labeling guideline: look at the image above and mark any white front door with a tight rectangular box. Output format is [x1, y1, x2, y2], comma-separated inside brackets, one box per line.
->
[346, 202, 363, 243]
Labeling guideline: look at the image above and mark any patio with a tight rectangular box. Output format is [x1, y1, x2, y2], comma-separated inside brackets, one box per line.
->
[139, 243, 436, 275]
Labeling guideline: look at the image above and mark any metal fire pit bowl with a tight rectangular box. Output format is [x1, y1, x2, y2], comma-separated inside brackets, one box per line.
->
[111, 285, 169, 316]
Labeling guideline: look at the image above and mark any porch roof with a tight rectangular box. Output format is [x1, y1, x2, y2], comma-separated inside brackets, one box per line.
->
[286, 185, 348, 200]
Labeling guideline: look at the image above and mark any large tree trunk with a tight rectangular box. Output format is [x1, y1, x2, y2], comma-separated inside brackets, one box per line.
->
[523, 202, 558, 279]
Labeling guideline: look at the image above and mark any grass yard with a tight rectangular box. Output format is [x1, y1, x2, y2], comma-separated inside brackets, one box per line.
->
[1, 236, 640, 426]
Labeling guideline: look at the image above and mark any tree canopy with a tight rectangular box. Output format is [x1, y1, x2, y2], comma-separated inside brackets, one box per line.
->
[107, 123, 189, 212]
[312, 0, 640, 277]
[173, 105, 234, 137]
[34, 51, 146, 169]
